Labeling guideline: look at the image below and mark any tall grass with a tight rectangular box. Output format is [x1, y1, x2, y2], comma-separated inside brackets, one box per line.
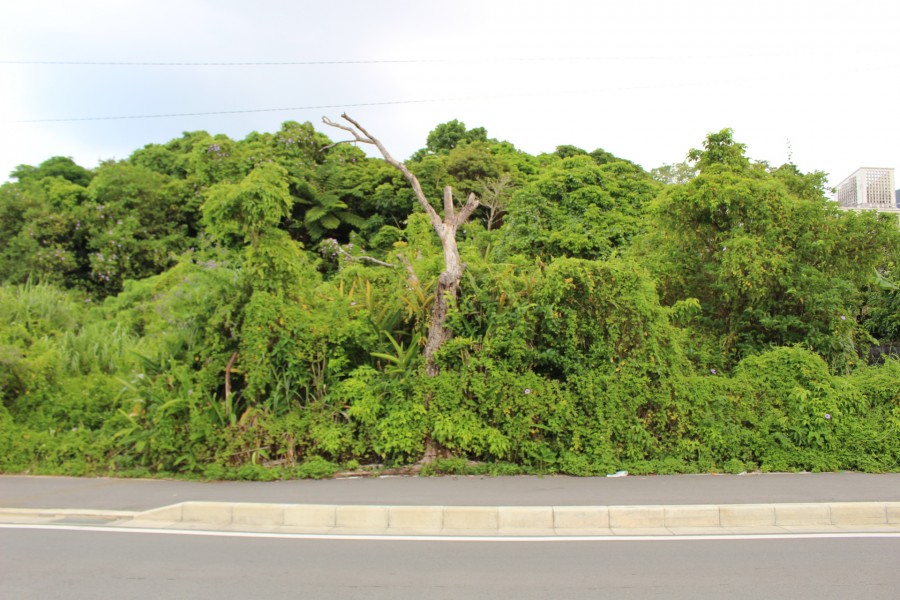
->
[0, 280, 137, 376]
[59, 322, 137, 375]
[0, 279, 81, 338]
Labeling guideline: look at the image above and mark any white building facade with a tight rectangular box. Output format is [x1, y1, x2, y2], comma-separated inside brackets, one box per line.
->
[834, 167, 897, 210]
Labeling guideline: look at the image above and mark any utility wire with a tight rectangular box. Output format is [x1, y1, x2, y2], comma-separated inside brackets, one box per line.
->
[15, 84, 669, 123]
[7, 72, 805, 123]
[17, 59, 891, 124]
[0, 55, 753, 67]
[13, 98, 460, 122]
[1, 59, 448, 66]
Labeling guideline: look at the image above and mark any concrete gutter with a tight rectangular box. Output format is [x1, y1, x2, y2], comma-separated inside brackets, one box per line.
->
[0, 507, 138, 522]
[118, 501, 900, 536]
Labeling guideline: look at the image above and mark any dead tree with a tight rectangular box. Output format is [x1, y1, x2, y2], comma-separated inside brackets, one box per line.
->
[323, 114, 479, 376]
[323, 114, 479, 461]
[479, 173, 514, 232]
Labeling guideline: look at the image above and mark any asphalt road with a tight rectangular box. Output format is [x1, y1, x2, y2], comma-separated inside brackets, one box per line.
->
[3, 472, 900, 511]
[2, 527, 898, 599]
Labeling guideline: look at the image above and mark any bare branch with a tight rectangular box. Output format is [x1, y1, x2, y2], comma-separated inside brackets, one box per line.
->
[396, 253, 420, 288]
[319, 139, 360, 151]
[321, 238, 396, 268]
[323, 113, 444, 233]
[455, 192, 480, 227]
[319, 116, 373, 151]
[353, 255, 396, 268]
[443, 186, 455, 221]
[321, 116, 369, 144]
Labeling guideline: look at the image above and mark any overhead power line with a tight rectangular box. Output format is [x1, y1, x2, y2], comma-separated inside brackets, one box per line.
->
[17, 83, 666, 123]
[1, 59, 449, 66]
[21, 59, 889, 124]
[0, 55, 737, 67]
[7, 74, 779, 123]
[13, 97, 469, 123]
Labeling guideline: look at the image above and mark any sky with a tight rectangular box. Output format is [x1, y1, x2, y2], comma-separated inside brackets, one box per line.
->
[1, 0, 898, 189]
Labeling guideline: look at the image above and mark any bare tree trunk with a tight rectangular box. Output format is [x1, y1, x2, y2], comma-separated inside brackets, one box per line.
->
[424, 210, 465, 375]
[322, 114, 479, 462]
[224, 351, 238, 420]
[419, 220, 466, 463]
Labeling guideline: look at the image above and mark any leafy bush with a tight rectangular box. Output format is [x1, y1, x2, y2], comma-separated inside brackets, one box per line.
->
[2, 125, 899, 479]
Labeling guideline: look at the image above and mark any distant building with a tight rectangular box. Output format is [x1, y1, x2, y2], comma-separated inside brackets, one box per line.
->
[834, 167, 896, 210]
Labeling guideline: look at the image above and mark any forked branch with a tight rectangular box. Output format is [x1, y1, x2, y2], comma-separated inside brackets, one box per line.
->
[322, 113, 445, 232]
[456, 192, 479, 227]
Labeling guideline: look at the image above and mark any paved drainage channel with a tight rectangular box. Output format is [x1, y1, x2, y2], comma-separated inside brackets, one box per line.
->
[53, 516, 123, 525]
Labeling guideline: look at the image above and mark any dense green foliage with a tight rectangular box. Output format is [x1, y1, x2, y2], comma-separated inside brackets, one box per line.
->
[1, 123, 898, 478]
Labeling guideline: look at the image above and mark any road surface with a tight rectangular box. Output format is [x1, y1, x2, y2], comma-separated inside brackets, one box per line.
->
[2, 526, 897, 599]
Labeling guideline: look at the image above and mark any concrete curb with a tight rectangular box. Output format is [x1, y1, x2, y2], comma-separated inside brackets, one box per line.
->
[129, 501, 900, 535]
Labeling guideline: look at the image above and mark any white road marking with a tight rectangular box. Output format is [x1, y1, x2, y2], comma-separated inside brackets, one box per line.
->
[2, 522, 900, 542]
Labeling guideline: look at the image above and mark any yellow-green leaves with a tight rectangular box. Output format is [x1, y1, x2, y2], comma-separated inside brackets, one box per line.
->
[203, 162, 293, 244]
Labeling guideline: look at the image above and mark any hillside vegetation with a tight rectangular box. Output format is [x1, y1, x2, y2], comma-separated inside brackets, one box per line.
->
[1, 120, 898, 479]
